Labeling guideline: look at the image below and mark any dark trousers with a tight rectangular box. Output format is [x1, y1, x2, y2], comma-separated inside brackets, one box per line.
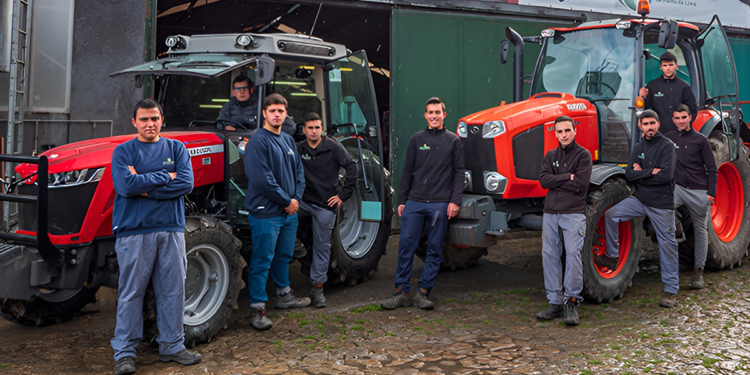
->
[395, 200, 449, 293]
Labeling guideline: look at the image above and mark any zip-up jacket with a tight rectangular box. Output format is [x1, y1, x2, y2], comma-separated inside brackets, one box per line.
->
[540, 140, 592, 215]
[664, 128, 717, 197]
[644, 75, 697, 134]
[297, 136, 357, 212]
[398, 127, 465, 206]
[244, 128, 305, 219]
[626, 132, 677, 209]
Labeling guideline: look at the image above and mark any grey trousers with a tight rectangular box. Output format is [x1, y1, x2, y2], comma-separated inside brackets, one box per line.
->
[111, 232, 187, 361]
[542, 213, 586, 304]
[605, 196, 679, 294]
[298, 200, 337, 285]
[674, 185, 710, 269]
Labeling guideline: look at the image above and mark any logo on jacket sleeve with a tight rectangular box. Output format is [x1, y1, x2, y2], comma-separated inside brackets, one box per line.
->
[419, 144, 430, 150]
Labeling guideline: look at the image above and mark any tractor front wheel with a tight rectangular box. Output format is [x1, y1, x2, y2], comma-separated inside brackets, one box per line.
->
[0, 287, 99, 326]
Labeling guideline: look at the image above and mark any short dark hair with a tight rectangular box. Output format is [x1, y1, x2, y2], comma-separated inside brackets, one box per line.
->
[660, 52, 677, 64]
[639, 109, 660, 122]
[425, 97, 446, 112]
[554, 115, 575, 130]
[132, 98, 163, 119]
[262, 93, 288, 110]
[233, 75, 254, 89]
[304, 112, 322, 123]
[673, 103, 690, 115]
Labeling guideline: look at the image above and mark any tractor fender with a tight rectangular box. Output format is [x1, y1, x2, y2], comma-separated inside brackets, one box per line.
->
[697, 110, 723, 138]
[590, 162, 625, 186]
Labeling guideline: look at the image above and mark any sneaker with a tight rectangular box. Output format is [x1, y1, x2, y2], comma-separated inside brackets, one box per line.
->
[311, 284, 327, 308]
[564, 297, 581, 326]
[159, 349, 201, 366]
[250, 305, 273, 331]
[381, 291, 412, 310]
[413, 289, 435, 310]
[276, 290, 311, 309]
[690, 268, 704, 290]
[659, 291, 677, 308]
[594, 254, 619, 270]
[114, 357, 135, 375]
[536, 304, 564, 321]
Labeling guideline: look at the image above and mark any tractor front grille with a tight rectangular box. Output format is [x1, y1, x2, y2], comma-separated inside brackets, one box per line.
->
[19, 182, 99, 235]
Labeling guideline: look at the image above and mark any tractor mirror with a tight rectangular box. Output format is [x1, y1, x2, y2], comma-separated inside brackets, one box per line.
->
[658, 20, 678, 49]
[500, 40, 510, 64]
[255, 55, 275, 86]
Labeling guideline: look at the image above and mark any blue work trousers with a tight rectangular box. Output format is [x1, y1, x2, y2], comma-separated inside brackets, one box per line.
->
[247, 213, 298, 304]
[111, 231, 187, 361]
[395, 200, 449, 294]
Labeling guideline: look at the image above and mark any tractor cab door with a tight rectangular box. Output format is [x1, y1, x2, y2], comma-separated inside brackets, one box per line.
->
[698, 16, 741, 156]
[324, 51, 387, 224]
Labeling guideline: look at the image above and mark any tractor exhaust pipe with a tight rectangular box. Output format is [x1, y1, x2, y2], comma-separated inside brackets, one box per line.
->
[500, 27, 524, 103]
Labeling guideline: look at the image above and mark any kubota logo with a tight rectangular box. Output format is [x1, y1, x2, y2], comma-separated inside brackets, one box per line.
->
[566, 103, 587, 111]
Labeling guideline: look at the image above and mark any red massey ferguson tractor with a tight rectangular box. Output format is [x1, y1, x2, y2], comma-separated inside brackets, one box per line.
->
[0, 33, 392, 346]
[447, 14, 750, 302]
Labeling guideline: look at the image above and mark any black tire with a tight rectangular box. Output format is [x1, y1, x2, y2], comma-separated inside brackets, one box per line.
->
[701, 131, 750, 269]
[582, 177, 644, 303]
[0, 287, 99, 326]
[143, 216, 243, 348]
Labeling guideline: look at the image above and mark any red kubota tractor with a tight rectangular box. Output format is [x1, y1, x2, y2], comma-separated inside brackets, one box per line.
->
[0, 33, 392, 346]
[446, 7, 750, 302]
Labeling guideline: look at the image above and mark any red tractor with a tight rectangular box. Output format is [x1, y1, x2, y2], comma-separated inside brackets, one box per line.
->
[0, 33, 392, 345]
[448, 12, 750, 302]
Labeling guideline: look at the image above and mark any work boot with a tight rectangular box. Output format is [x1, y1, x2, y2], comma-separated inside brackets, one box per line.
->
[690, 268, 704, 290]
[536, 304, 564, 321]
[276, 290, 311, 309]
[659, 291, 677, 308]
[114, 357, 135, 375]
[381, 290, 412, 310]
[159, 349, 201, 366]
[311, 284, 327, 308]
[250, 304, 272, 331]
[564, 297, 581, 326]
[413, 288, 435, 310]
[594, 254, 619, 270]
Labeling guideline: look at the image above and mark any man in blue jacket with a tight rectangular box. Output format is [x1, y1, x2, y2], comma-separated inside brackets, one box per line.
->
[244, 93, 310, 331]
[110, 99, 199, 375]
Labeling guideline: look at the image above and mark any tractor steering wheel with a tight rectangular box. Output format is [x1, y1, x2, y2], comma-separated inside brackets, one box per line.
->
[216, 119, 248, 131]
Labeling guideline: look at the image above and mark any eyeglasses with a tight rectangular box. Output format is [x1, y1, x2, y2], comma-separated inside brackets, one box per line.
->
[641, 121, 657, 126]
[673, 115, 689, 120]
[233, 86, 250, 92]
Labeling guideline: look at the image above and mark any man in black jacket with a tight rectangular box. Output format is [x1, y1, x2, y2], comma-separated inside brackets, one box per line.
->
[639, 52, 697, 135]
[664, 103, 717, 290]
[537, 116, 592, 326]
[596, 110, 679, 308]
[296, 112, 357, 307]
[381, 97, 465, 311]
[216, 75, 295, 135]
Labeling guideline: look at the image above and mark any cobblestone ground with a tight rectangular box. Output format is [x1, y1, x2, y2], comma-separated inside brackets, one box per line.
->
[3, 261, 750, 374]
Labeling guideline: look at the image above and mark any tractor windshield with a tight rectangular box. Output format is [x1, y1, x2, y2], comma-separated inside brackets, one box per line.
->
[533, 27, 637, 163]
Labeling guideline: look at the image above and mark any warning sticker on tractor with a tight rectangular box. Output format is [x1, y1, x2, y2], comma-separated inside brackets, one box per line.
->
[202, 157, 211, 165]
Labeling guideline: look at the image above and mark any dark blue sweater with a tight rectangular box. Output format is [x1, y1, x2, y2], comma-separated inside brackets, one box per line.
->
[111, 137, 194, 237]
[244, 128, 305, 218]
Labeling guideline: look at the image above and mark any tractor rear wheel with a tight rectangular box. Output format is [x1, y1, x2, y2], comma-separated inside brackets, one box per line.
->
[0, 287, 99, 326]
[582, 177, 643, 303]
[143, 216, 243, 348]
[702, 131, 750, 269]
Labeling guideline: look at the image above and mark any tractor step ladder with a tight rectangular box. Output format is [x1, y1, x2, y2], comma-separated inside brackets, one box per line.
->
[3, 0, 33, 231]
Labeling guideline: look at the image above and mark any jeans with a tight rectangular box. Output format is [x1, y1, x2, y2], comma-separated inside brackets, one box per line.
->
[394, 200, 449, 294]
[247, 213, 298, 304]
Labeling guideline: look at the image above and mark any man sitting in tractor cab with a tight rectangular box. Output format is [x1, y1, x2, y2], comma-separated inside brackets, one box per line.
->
[216, 75, 295, 135]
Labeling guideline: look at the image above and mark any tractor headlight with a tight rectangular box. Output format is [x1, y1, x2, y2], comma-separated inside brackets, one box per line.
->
[49, 167, 105, 187]
[236, 34, 253, 48]
[457, 121, 468, 138]
[484, 171, 508, 193]
[165, 35, 187, 50]
[482, 120, 506, 138]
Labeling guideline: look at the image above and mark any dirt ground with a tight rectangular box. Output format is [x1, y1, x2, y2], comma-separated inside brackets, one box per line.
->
[1, 231, 750, 374]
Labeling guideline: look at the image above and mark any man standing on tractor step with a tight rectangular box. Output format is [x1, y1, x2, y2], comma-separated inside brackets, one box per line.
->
[381, 97, 465, 311]
[639, 52, 697, 135]
[664, 103, 717, 290]
[595, 110, 680, 308]
[110, 99, 200, 375]
[296, 112, 357, 307]
[536, 116, 592, 326]
[244, 93, 310, 331]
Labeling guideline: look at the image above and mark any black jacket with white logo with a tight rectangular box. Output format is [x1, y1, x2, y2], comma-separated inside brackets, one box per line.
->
[540, 140, 592, 215]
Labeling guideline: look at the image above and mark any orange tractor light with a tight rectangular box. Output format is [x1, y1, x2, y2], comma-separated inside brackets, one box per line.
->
[635, 96, 645, 113]
[637, 0, 650, 16]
